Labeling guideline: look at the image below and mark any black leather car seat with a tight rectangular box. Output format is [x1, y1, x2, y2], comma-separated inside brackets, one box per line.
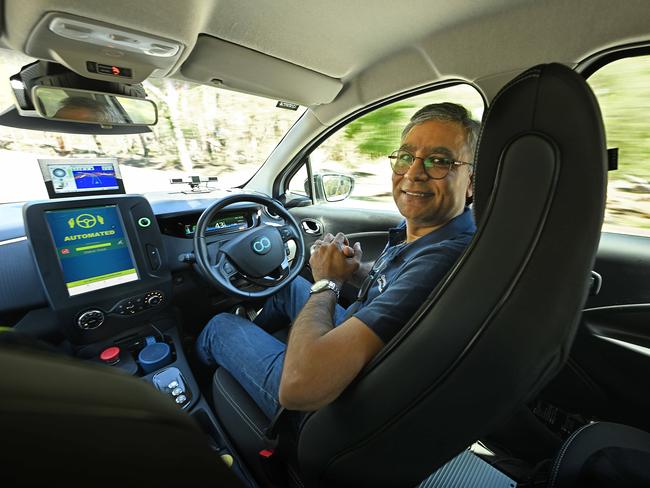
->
[211, 62, 608, 487]
[0, 344, 242, 487]
[550, 422, 650, 487]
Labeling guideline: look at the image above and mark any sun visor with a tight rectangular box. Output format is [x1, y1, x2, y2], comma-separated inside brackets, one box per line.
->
[181, 35, 342, 106]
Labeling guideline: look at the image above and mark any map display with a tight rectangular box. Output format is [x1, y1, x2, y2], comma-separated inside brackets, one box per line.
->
[70, 165, 118, 190]
[38, 159, 123, 196]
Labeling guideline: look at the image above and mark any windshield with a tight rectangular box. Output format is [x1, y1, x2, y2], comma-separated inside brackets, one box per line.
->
[0, 49, 306, 203]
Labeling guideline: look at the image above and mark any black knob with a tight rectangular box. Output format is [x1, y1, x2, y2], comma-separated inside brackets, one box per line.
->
[77, 310, 105, 330]
[145, 292, 164, 307]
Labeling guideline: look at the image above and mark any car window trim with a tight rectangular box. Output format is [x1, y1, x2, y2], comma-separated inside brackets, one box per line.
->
[577, 41, 650, 79]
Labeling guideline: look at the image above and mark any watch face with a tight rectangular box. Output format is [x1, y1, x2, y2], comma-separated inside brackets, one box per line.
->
[310, 279, 330, 292]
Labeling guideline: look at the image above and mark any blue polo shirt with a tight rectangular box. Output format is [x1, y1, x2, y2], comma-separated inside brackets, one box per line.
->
[348, 207, 476, 343]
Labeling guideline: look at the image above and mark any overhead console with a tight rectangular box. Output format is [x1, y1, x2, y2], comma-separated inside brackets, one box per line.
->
[24, 195, 172, 344]
[24, 12, 184, 83]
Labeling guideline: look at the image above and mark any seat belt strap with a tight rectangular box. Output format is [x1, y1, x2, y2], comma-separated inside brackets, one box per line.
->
[263, 406, 286, 448]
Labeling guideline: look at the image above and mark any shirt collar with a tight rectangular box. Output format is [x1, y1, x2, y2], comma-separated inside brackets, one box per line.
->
[388, 207, 476, 247]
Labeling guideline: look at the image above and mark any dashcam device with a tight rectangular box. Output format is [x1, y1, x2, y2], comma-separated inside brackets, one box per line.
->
[39, 158, 126, 198]
[170, 175, 218, 193]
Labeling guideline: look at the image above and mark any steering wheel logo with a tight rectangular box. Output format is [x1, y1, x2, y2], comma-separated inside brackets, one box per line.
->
[251, 236, 272, 255]
[75, 214, 98, 229]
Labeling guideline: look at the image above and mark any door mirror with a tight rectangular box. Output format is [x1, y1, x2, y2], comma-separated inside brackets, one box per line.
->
[313, 173, 355, 202]
[32, 86, 158, 126]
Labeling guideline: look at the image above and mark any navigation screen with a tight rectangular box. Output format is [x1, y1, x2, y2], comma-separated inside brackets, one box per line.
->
[38, 158, 124, 197]
[45, 205, 139, 296]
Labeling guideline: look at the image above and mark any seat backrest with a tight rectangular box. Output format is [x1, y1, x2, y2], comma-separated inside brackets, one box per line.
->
[0, 345, 242, 487]
[295, 63, 607, 487]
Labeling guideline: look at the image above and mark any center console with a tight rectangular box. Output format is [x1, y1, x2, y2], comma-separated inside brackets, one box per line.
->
[23, 195, 246, 480]
[24, 195, 199, 406]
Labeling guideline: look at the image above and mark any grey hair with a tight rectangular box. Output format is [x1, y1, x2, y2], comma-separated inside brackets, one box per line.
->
[55, 96, 120, 123]
[401, 102, 481, 162]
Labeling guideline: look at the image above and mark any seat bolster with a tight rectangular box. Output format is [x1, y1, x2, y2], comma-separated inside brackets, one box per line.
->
[212, 367, 273, 479]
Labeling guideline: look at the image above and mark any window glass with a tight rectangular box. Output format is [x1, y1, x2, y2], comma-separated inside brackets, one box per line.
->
[287, 163, 309, 197]
[292, 84, 484, 210]
[588, 55, 650, 236]
[0, 49, 306, 203]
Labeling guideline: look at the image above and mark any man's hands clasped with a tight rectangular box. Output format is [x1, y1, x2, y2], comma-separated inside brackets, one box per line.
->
[309, 232, 362, 287]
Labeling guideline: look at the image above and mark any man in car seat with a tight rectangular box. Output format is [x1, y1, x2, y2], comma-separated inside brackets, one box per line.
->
[197, 102, 478, 417]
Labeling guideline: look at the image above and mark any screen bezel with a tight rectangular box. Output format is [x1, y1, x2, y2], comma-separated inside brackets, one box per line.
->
[38, 158, 126, 199]
[44, 204, 140, 297]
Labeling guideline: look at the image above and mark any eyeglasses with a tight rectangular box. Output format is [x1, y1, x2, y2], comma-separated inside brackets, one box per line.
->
[388, 149, 473, 179]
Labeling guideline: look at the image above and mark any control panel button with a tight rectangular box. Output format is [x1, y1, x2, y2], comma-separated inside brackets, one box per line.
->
[112, 291, 164, 315]
[144, 290, 164, 307]
[100, 346, 121, 365]
[138, 217, 152, 228]
[146, 244, 161, 270]
[151, 367, 192, 410]
[77, 309, 105, 330]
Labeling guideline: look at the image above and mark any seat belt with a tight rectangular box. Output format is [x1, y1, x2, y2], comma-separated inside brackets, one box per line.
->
[258, 407, 288, 484]
[263, 406, 286, 449]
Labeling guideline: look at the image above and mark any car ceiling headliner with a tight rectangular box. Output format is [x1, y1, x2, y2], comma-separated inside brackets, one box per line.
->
[1, 0, 650, 108]
[1, 0, 535, 79]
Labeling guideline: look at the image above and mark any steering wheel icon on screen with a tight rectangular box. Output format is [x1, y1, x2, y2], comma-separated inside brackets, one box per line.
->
[75, 214, 98, 229]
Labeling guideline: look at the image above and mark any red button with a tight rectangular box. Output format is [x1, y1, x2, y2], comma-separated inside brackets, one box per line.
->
[100, 346, 120, 364]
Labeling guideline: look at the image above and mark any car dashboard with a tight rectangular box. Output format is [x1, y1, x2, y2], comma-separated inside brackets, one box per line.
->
[0, 190, 284, 341]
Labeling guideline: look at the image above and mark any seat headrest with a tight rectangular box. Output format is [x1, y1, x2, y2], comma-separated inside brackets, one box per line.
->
[473, 63, 606, 225]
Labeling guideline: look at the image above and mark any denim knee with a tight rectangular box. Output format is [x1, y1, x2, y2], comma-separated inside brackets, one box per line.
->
[196, 312, 236, 366]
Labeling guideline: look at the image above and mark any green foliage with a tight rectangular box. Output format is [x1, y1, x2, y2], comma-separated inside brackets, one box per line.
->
[344, 101, 417, 157]
[589, 57, 650, 181]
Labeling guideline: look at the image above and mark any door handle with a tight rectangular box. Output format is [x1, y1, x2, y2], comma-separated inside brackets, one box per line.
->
[301, 219, 322, 235]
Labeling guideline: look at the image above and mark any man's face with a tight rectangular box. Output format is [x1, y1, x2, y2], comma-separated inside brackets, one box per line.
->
[392, 119, 473, 229]
[54, 105, 108, 123]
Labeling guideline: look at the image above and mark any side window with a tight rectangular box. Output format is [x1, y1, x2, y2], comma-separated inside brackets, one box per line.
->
[287, 164, 309, 197]
[588, 55, 650, 236]
[288, 84, 484, 210]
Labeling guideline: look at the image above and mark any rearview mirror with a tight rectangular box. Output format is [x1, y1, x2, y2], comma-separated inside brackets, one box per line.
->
[32, 86, 158, 126]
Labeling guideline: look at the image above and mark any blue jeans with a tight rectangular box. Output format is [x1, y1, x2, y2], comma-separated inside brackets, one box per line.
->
[196, 276, 350, 419]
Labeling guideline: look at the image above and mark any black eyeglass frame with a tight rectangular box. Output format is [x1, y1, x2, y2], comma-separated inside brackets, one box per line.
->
[388, 149, 473, 179]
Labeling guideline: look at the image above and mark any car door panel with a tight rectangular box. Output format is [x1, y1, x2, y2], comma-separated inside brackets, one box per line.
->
[289, 204, 401, 262]
[541, 232, 650, 432]
[289, 204, 402, 305]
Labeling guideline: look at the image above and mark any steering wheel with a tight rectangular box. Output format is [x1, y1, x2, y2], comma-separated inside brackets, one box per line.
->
[193, 193, 306, 299]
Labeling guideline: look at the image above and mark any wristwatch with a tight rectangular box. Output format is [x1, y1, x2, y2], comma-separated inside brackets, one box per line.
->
[309, 279, 341, 299]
